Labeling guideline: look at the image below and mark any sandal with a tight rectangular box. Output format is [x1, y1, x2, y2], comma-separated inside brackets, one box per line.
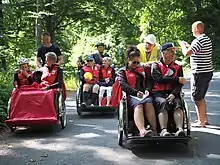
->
[191, 122, 206, 128]
[140, 129, 153, 137]
[194, 120, 210, 125]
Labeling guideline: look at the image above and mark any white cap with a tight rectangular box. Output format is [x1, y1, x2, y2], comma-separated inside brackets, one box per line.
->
[144, 34, 156, 45]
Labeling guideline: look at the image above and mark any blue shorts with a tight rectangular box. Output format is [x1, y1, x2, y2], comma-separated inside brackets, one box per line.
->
[128, 96, 153, 109]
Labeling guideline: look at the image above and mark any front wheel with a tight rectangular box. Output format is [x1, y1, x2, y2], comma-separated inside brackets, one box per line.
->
[59, 95, 67, 129]
[10, 127, 16, 132]
[118, 124, 123, 146]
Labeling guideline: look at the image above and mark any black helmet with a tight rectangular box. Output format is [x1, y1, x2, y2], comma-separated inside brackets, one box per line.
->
[96, 42, 105, 47]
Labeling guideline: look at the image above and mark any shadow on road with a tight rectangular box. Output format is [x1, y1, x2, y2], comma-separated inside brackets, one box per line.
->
[131, 130, 220, 161]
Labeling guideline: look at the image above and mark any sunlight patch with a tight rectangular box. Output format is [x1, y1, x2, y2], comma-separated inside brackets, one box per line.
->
[75, 145, 135, 163]
[206, 154, 220, 159]
[17, 138, 76, 152]
[74, 133, 101, 138]
[103, 129, 117, 134]
[191, 127, 220, 135]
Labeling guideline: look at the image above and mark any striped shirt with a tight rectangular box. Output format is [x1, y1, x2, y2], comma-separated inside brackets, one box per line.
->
[190, 34, 213, 73]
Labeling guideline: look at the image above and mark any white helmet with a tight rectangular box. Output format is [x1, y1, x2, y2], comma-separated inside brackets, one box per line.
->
[18, 57, 29, 65]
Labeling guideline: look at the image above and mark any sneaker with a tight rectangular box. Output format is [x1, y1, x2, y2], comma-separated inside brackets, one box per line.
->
[160, 129, 171, 136]
[90, 104, 94, 107]
[81, 102, 87, 107]
[175, 129, 186, 136]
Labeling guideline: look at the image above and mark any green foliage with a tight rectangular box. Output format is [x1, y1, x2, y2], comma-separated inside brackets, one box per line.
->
[0, 72, 13, 123]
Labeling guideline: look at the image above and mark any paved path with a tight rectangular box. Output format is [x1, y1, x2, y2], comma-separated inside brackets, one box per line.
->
[0, 78, 220, 165]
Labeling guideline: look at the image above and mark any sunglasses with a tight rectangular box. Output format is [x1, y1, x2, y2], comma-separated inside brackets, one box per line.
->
[132, 61, 140, 65]
[87, 60, 93, 62]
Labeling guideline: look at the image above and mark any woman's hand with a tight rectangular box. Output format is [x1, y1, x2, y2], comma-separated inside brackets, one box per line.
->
[166, 94, 175, 103]
[105, 78, 110, 83]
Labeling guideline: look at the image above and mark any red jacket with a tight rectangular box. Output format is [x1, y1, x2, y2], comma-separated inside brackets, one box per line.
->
[81, 64, 100, 84]
[14, 71, 33, 87]
[152, 60, 183, 96]
[125, 66, 146, 89]
[118, 65, 151, 96]
[99, 66, 115, 86]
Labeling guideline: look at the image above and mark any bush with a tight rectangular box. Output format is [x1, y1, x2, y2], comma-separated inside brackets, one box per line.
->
[0, 72, 13, 123]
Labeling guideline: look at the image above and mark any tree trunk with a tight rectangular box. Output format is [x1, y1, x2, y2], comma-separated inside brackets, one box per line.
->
[0, 0, 4, 46]
[196, 0, 201, 10]
[45, 0, 55, 42]
[36, 0, 42, 48]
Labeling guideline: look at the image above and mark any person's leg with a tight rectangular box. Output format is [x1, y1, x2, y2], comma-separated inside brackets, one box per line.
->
[82, 83, 91, 106]
[106, 87, 112, 106]
[154, 95, 170, 136]
[98, 86, 105, 106]
[174, 108, 183, 128]
[194, 99, 206, 126]
[134, 104, 153, 137]
[191, 73, 205, 126]
[144, 103, 157, 133]
[134, 104, 145, 132]
[202, 73, 213, 124]
[192, 72, 212, 127]
[91, 84, 99, 105]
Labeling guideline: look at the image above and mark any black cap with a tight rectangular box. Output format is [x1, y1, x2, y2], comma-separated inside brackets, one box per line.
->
[86, 55, 94, 61]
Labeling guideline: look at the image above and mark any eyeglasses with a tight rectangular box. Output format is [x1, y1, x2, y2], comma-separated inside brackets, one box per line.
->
[132, 61, 140, 65]
[87, 60, 93, 62]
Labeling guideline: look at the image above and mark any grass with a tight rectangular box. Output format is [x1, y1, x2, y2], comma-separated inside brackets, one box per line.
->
[64, 76, 79, 92]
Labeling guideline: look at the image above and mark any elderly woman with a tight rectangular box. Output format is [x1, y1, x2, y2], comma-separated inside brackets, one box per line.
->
[40, 52, 63, 90]
[80, 55, 100, 107]
[118, 46, 157, 137]
[98, 57, 115, 106]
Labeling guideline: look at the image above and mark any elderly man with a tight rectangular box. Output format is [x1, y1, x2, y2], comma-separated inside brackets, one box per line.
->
[151, 42, 187, 136]
[178, 21, 213, 127]
[40, 52, 63, 90]
[137, 34, 162, 64]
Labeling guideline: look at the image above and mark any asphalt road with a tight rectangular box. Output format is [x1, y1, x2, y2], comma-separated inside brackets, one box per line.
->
[1, 76, 220, 165]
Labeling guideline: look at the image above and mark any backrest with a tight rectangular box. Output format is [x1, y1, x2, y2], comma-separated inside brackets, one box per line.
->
[33, 70, 43, 84]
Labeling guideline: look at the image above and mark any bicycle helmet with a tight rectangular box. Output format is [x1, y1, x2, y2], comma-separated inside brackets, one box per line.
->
[18, 57, 29, 65]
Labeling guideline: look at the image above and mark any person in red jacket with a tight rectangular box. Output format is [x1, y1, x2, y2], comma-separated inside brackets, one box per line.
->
[99, 57, 115, 106]
[13, 57, 34, 88]
[151, 42, 187, 137]
[80, 55, 100, 107]
[40, 52, 63, 90]
[118, 46, 157, 137]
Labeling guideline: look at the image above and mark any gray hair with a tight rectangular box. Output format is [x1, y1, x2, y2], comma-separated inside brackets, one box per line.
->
[45, 52, 57, 62]
[103, 57, 112, 63]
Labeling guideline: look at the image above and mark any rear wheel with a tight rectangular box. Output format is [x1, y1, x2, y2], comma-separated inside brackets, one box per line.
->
[76, 90, 82, 116]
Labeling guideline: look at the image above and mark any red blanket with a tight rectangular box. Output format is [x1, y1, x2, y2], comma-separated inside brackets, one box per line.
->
[5, 84, 58, 126]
